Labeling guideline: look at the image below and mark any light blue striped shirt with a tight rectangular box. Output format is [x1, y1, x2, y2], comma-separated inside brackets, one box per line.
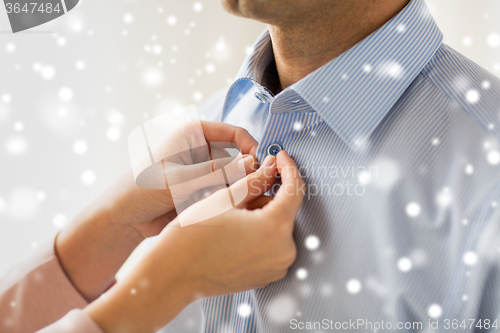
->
[161, 0, 500, 332]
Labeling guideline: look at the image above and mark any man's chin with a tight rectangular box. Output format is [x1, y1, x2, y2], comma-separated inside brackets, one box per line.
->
[220, 0, 277, 20]
[219, 0, 243, 16]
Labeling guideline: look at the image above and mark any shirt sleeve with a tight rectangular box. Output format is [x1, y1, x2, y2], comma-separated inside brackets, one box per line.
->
[35, 310, 104, 333]
[0, 240, 96, 333]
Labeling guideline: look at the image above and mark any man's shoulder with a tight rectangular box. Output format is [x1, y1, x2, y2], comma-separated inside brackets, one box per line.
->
[420, 44, 500, 141]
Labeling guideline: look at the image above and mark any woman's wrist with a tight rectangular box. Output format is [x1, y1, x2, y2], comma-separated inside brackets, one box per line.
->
[84, 240, 198, 333]
[56, 206, 145, 302]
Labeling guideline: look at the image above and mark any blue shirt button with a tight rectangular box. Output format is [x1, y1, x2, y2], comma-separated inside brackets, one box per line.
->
[267, 143, 282, 156]
[254, 91, 268, 104]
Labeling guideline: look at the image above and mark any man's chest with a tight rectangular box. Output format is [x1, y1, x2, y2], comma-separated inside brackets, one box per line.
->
[222, 87, 500, 320]
[178, 87, 500, 332]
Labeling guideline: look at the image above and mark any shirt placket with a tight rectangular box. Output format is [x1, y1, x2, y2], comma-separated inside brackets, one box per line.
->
[256, 91, 323, 165]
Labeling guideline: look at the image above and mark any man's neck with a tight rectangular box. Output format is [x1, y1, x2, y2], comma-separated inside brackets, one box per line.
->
[268, 0, 409, 91]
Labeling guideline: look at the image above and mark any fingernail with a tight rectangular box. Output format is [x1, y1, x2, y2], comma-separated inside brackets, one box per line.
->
[242, 154, 256, 173]
[259, 155, 276, 168]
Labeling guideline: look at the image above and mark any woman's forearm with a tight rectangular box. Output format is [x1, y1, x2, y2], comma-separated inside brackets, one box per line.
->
[83, 248, 196, 333]
[55, 205, 144, 302]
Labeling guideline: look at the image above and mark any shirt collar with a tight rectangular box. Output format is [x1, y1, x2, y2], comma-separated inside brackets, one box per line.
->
[225, 0, 443, 149]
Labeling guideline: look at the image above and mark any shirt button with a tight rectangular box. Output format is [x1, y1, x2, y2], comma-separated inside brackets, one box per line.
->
[254, 91, 268, 104]
[267, 143, 282, 156]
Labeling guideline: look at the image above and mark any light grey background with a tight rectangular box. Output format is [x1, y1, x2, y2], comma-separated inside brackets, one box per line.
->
[0, 0, 499, 276]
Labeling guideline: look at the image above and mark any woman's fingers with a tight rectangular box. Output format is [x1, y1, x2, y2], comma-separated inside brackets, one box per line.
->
[262, 151, 305, 221]
[165, 154, 255, 188]
[213, 154, 257, 183]
[200, 121, 258, 157]
[231, 155, 277, 208]
[246, 195, 273, 210]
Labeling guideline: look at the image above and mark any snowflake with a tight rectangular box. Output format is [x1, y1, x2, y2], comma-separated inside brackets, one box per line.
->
[8, 188, 39, 219]
[205, 63, 215, 73]
[36, 191, 46, 201]
[5, 42, 15, 53]
[465, 89, 480, 104]
[152, 45, 162, 55]
[53, 213, 68, 229]
[0, 197, 6, 214]
[142, 68, 163, 87]
[293, 121, 303, 131]
[123, 13, 133, 24]
[41, 65, 56, 80]
[305, 235, 320, 250]
[82, 170, 96, 185]
[212, 37, 232, 62]
[2, 94, 11, 103]
[167, 16, 177, 26]
[377, 61, 404, 80]
[357, 171, 372, 185]
[346, 279, 362, 294]
[14, 122, 24, 131]
[462, 36, 473, 47]
[32, 62, 42, 72]
[372, 158, 400, 190]
[193, 91, 203, 101]
[107, 127, 121, 141]
[487, 33, 500, 48]
[397, 257, 412, 272]
[463, 251, 478, 266]
[59, 87, 74, 101]
[72, 22, 83, 32]
[487, 150, 500, 165]
[193, 2, 203, 12]
[435, 187, 452, 208]
[266, 295, 297, 324]
[296, 268, 308, 280]
[73, 140, 88, 154]
[75, 60, 86, 70]
[237, 303, 251, 318]
[57, 37, 66, 46]
[321, 283, 334, 297]
[6, 137, 27, 155]
[428, 304, 443, 319]
[406, 202, 421, 217]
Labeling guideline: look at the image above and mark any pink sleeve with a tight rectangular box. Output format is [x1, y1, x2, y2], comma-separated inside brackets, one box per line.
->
[36, 310, 103, 333]
[0, 241, 102, 333]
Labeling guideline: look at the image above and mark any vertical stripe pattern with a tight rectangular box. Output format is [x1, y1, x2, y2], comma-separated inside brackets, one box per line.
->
[160, 0, 500, 332]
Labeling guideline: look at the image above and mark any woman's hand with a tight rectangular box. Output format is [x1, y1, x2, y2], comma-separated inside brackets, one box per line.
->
[107, 120, 259, 238]
[55, 121, 259, 302]
[84, 151, 305, 333]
